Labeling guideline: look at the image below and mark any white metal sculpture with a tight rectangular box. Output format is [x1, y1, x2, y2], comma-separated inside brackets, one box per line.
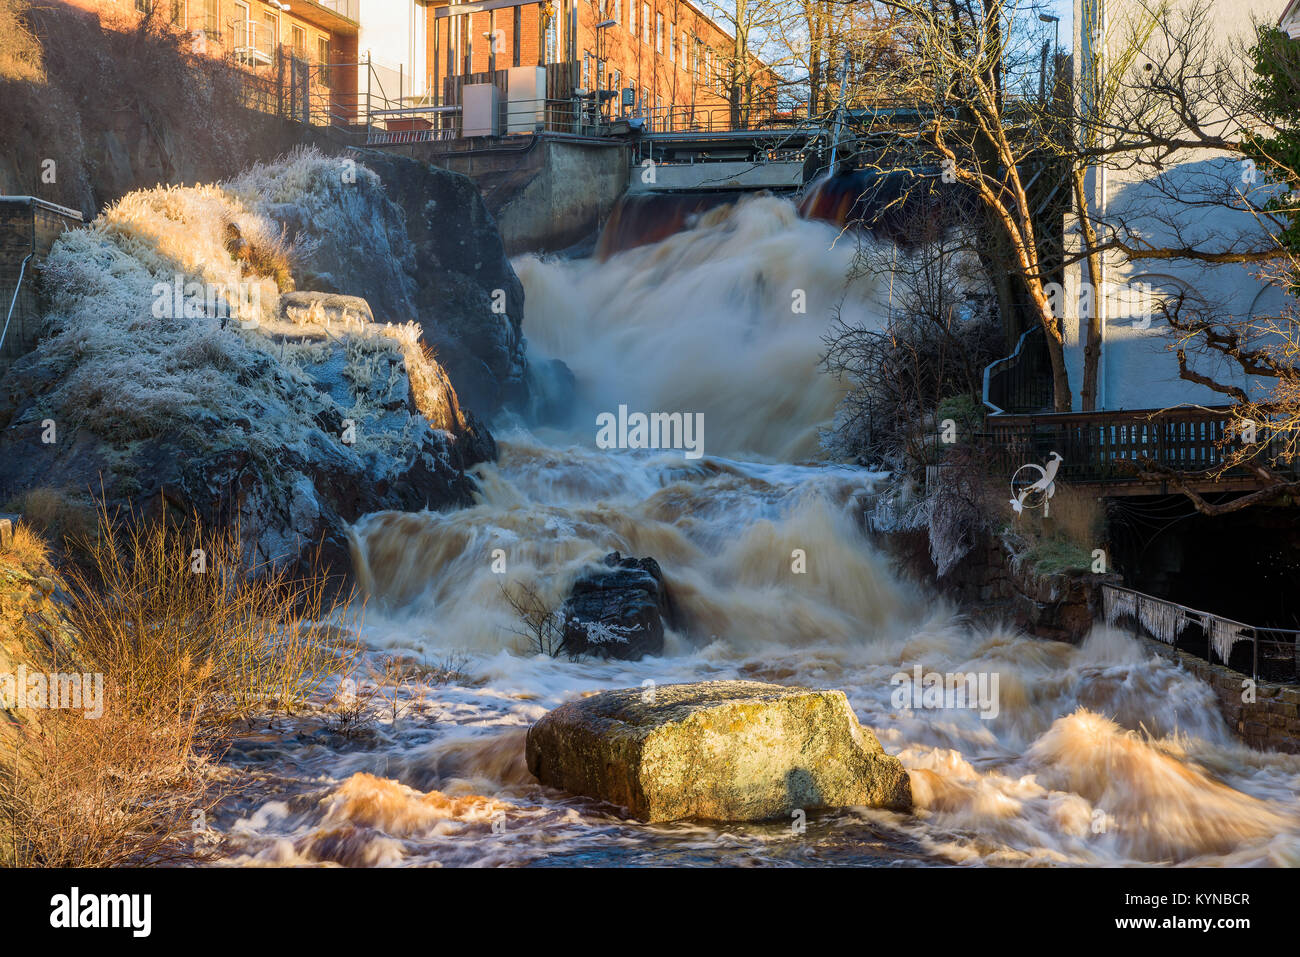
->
[1009, 451, 1063, 516]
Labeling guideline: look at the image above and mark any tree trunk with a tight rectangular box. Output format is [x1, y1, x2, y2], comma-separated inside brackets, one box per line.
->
[1073, 165, 1104, 411]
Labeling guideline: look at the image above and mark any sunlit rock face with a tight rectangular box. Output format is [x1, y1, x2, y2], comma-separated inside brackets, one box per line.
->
[526, 680, 912, 822]
[0, 150, 496, 580]
[250, 149, 529, 417]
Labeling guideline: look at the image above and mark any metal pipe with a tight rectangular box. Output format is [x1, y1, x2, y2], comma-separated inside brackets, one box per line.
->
[0, 254, 33, 358]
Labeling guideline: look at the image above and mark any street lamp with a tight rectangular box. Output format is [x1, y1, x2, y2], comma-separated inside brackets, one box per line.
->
[594, 18, 616, 120]
[1039, 12, 1060, 54]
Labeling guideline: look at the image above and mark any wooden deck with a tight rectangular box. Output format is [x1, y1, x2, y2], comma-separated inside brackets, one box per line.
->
[979, 406, 1295, 498]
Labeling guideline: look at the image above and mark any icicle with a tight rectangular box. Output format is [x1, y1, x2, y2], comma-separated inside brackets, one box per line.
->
[1209, 618, 1249, 662]
[1137, 596, 1187, 645]
[1104, 588, 1135, 625]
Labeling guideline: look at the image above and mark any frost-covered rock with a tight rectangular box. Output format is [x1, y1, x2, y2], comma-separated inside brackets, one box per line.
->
[525, 680, 912, 822]
[0, 161, 495, 580]
[231, 148, 528, 416]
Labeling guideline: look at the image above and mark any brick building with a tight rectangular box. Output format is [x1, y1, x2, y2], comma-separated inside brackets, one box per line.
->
[58, 0, 361, 122]
[428, 0, 777, 130]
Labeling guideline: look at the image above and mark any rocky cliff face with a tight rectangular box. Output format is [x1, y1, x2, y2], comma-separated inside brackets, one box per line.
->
[239, 150, 528, 418]
[0, 150, 505, 581]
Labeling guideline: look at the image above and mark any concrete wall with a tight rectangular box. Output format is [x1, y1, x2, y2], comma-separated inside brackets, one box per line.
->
[383, 134, 631, 253]
[1064, 0, 1287, 411]
[0, 199, 83, 370]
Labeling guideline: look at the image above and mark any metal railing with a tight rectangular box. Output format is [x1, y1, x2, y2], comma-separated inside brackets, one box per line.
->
[983, 325, 1053, 414]
[1103, 583, 1299, 683]
[232, 19, 276, 64]
[0, 254, 32, 360]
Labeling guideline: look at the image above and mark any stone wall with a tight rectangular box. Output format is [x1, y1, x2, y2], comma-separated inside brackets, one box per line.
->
[1136, 635, 1300, 754]
[921, 529, 1116, 644]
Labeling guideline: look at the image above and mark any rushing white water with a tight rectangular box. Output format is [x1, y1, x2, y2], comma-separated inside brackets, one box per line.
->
[219, 194, 1300, 868]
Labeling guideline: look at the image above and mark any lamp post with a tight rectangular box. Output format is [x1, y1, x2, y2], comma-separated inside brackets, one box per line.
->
[594, 18, 616, 122]
[1039, 13, 1060, 102]
[1039, 12, 1060, 55]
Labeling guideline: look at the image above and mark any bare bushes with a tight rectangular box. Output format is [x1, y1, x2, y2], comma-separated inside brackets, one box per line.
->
[821, 228, 1000, 472]
[0, 506, 357, 865]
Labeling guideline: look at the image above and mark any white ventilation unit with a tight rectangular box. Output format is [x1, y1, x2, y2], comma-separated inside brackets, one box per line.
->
[505, 66, 547, 134]
[462, 83, 500, 137]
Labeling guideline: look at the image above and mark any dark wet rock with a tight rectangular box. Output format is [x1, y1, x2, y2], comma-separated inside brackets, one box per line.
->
[264, 150, 529, 418]
[525, 680, 913, 822]
[561, 551, 672, 661]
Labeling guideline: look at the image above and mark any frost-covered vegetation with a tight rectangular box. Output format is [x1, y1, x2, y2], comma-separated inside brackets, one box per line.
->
[35, 147, 464, 472]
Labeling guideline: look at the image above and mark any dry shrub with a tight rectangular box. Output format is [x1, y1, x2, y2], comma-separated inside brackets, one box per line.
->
[64, 504, 359, 730]
[0, 504, 359, 866]
[2, 520, 49, 570]
[1, 700, 215, 867]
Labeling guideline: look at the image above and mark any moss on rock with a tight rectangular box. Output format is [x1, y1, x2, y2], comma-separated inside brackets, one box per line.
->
[526, 680, 912, 822]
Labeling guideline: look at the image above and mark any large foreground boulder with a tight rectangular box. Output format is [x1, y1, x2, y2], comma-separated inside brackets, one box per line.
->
[526, 680, 912, 822]
[561, 551, 672, 660]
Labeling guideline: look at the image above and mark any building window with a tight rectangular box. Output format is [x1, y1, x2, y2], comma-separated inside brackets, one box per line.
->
[613, 0, 620, 24]
[202, 0, 218, 36]
[641, 3, 649, 44]
[705, 48, 713, 88]
[262, 11, 278, 55]
[597, 58, 605, 89]
[234, 1, 249, 48]
[318, 35, 331, 86]
[655, 13, 662, 53]
[291, 24, 305, 57]
[613, 68, 621, 93]
[546, 16, 557, 63]
[134, 0, 149, 13]
[668, 22, 674, 62]
[628, 0, 634, 36]
[681, 30, 688, 68]
[583, 51, 591, 89]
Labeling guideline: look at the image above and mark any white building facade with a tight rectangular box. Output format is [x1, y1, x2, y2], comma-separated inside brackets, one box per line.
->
[1063, 0, 1289, 411]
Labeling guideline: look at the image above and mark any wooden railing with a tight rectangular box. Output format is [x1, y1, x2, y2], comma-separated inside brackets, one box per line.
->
[978, 406, 1294, 486]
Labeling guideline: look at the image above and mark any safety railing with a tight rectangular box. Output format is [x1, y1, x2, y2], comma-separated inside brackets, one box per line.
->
[0, 254, 32, 361]
[978, 406, 1296, 486]
[1103, 583, 1299, 683]
[983, 325, 1053, 414]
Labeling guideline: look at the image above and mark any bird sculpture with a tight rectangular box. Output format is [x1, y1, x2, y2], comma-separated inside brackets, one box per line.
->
[1010, 451, 1063, 514]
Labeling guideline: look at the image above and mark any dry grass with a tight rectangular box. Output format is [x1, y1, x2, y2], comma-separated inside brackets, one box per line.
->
[0, 505, 360, 866]
[0, 0, 43, 83]
[2, 521, 49, 570]
[3, 487, 97, 554]
[64, 504, 359, 731]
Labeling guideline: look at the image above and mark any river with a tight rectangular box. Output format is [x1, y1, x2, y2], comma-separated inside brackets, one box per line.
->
[215, 194, 1300, 868]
